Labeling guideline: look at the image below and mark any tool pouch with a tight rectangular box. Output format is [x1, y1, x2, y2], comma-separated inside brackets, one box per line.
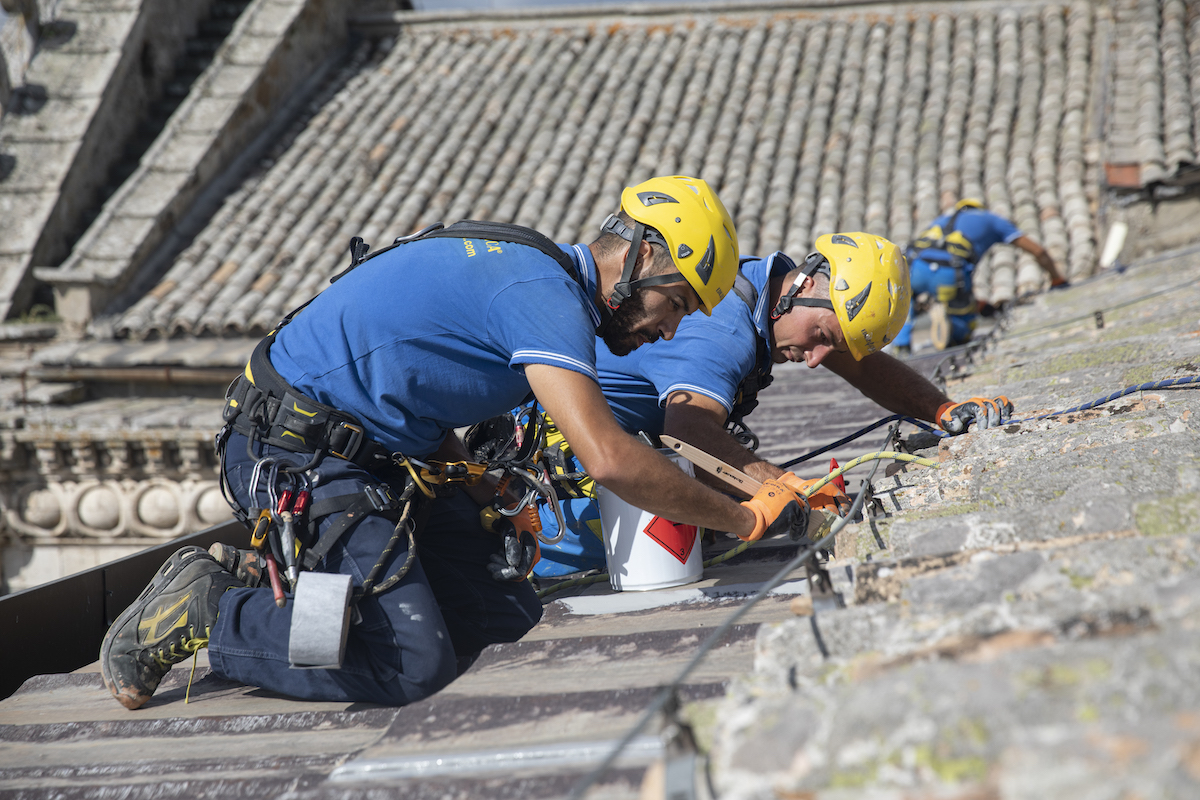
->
[936, 284, 976, 316]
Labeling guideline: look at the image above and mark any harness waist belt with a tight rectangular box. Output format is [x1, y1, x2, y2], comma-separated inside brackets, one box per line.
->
[223, 335, 393, 469]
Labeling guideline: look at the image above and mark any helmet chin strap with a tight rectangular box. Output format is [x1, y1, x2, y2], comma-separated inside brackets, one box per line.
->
[771, 252, 833, 320]
[597, 215, 684, 336]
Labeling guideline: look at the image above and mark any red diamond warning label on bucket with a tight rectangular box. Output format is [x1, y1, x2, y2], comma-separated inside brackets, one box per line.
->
[642, 516, 698, 565]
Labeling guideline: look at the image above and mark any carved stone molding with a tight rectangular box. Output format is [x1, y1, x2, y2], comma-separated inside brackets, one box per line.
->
[0, 430, 231, 543]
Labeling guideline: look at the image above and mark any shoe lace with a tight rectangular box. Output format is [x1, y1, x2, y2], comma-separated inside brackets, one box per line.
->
[148, 626, 211, 703]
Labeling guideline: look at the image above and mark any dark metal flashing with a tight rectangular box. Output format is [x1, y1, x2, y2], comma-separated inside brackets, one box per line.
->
[0, 520, 248, 700]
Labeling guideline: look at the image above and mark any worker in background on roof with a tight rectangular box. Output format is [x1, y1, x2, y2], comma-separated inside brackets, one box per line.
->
[98, 175, 822, 711]
[528, 232, 1017, 578]
[891, 198, 1069, 355]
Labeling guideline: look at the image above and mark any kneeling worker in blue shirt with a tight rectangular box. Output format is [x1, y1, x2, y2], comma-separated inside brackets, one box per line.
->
[99, 176, 818, 710]
[534, 232, 1018, 577]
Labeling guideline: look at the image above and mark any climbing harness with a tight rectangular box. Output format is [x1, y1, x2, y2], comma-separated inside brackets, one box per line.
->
[908, 204, 982, 349]
[216, 221, 595, 607]
[537, 412, 597, 501]
[907, 203, 979, 267]
[725, 266, 775, 452]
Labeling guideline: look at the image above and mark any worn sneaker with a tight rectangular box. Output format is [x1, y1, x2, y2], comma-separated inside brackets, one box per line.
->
[100, 546, 242, 710]
[208, 542, 264, 588]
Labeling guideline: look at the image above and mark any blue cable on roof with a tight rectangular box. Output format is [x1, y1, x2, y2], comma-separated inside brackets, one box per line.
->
[780, 375, 1200, 467]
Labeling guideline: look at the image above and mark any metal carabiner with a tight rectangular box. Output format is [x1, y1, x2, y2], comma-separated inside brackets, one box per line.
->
[248, 456, 278, 510]
[265, 460, 283, 516]
[537, 465, 568, 545]
[498, 465, 567, 545]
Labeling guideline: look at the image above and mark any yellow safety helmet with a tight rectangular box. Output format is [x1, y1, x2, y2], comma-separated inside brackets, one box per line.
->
[600, 175, 739, 320]
[954, 197, 985, 211]
[773, 232, 910, 361]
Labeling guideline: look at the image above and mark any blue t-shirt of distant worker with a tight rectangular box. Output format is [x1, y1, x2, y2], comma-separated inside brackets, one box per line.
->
[270, 236, 602, 459]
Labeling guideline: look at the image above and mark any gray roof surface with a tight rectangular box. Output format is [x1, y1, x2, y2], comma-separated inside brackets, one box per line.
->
[110, 0, 1116, 341]
[2, 245, 1198, 799]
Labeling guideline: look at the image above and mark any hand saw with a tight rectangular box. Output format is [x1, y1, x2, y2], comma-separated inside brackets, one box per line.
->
[661, 433, 844, 533]
[660, 435, 762, 495]
[661, 437, 846, 608]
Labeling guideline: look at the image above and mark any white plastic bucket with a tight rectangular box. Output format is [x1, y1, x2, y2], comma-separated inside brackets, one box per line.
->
[596, 452, 703, 591]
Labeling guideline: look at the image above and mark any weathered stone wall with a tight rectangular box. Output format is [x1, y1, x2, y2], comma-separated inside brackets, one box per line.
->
[0, 398, 230, 593]
[705, 248, 1200, 797]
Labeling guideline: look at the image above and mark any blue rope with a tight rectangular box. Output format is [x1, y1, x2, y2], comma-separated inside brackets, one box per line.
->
[778, 376, 1200, 468]
[1010, 375, 1200, 423]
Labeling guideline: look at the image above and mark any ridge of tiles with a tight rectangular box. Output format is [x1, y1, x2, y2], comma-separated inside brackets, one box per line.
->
[108, 1, 1195, 341]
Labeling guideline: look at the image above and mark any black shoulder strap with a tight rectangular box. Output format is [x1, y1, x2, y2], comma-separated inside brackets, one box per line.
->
[726, 267, 771, 446]
[419, 220, 582, 287]
[274, 222, 584, 336]
[732, 272, 758, 309]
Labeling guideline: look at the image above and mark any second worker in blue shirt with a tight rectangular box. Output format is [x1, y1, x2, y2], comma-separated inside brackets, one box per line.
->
[532, 231, 1020, 577]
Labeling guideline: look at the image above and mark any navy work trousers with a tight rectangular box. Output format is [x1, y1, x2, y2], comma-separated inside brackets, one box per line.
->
[207, 431, 543, 705]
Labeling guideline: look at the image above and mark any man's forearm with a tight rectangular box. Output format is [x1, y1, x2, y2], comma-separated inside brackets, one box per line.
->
[823, 351, 950, 422]
[663, 394, 786, 496]
[1037, 251, 1064, 281]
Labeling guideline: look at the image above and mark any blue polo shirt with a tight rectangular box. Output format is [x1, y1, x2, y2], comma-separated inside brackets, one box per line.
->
[914, 208, 1022, 265]
[595, 252, 793, 436]
[532, 252, 794, 578]
[270, 237, 601, 458]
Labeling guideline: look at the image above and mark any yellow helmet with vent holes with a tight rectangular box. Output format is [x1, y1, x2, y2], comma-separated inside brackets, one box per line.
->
[617, 176, 739, 315]
[815, 232, 911, 361]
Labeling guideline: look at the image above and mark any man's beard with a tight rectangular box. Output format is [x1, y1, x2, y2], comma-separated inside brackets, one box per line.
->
[602, 290, 657, 356]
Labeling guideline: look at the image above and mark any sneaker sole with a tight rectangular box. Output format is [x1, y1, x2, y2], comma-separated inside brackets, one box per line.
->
[100, 546, 210, 710]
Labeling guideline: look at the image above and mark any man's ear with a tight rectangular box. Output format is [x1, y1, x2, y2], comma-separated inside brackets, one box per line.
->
[637, 239, 654, 273]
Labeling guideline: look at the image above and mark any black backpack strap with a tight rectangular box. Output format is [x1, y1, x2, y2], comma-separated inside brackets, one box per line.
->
[726, 263, 772, 451]
[731, 272, 758, 309]
[418, 220, 582, 288]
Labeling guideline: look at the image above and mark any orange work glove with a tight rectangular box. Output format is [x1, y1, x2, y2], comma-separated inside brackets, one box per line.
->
[779, 472, 851, 517]
[740, 479, 810, 543]
[936, 396, 1014, 434]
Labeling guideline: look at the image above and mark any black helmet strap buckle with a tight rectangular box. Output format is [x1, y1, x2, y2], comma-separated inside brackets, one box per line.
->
[598, 215, 683, 334]
[771, 252, 833, 320]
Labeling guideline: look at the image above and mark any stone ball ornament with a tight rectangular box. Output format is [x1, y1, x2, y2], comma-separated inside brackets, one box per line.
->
[10, 484, 69, 538]
[137, 485, 181, 529]
[77, 483, 123, 532]
[5, 477, 230, 541]
[195, 484, 233, 526]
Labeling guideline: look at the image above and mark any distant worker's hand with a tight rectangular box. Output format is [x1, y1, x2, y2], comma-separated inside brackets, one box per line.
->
[937, 396, 1014, 434]
[481, 504, 541, 582]
[1049, 277, 1070, 290]
[780, 472, 851, 517]
[740, 479, 810, 543]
